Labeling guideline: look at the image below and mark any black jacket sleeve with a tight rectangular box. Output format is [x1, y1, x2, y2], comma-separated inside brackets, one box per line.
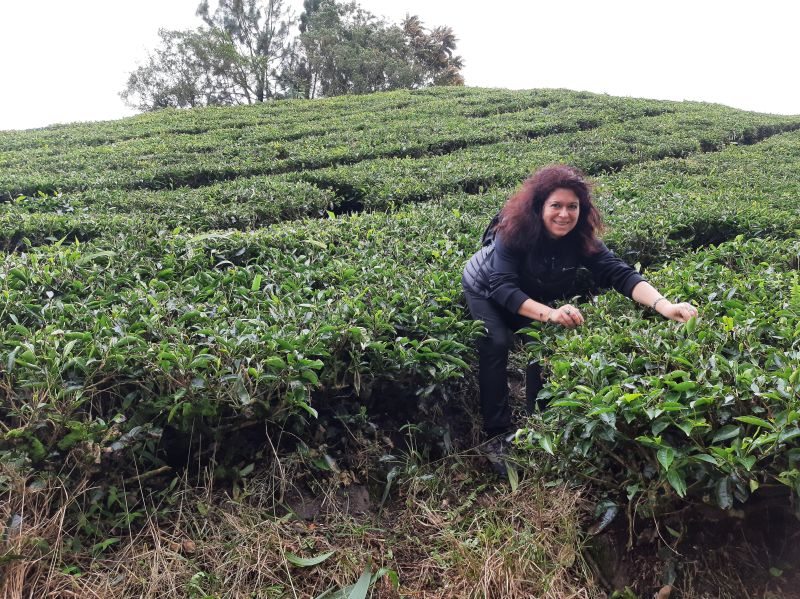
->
[488, 232, 531, 314]
[582, 241, 645, 298]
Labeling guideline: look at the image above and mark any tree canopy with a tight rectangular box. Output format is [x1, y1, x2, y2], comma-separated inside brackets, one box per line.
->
[121, 0, 464, 111]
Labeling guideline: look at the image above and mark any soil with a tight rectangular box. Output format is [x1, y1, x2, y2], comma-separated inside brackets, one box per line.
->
[584, 490, 800, 598]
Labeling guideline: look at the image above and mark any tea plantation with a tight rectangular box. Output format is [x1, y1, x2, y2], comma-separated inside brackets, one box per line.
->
[1, 87, 799, 595]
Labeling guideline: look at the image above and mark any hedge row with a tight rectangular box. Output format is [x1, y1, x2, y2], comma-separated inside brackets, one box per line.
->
[0, 87, 448, 152]
[594, 128, 800, 265]
[0, 203, 488, 473]
[288, 107, 800, 208]
[0, 178, 337, 250]
[0, 87, 650, 153]
[2, 126, 800, 259]
[0, 92, 678, 197]
[520, 236, 800, 510]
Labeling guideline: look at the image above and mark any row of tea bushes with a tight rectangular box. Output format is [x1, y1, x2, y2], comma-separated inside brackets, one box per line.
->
[3, 124, 800, 263]
[0, 178, 337, 250]
[7, 102, 793, 247]
[3, 121, 800, 260]
[288, 108, 800, 209]
[519, 236, 800, 511]
[0, 88, 653, 159]
[0, 87, 657, 153]
[0, 93, 678, 197]
[0, 201, 492, 474]
[0, 87, 450, 152]
[594, 128, 800, 265]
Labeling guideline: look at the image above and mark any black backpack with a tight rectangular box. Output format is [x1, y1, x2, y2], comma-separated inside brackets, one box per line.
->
[481, 211, 501, 247]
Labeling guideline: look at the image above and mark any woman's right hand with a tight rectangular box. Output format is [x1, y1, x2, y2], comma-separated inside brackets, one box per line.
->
[548, 304, 584, 328]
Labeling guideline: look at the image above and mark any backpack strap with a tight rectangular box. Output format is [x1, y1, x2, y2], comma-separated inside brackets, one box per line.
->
[481, 211, 501, 247]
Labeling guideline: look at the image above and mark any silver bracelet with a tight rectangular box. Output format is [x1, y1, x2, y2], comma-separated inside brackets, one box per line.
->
[652, 297, 667, 311]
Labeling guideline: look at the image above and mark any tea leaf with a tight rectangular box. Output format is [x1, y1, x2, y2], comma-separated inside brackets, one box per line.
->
[657, 447, 675, 471]
[666, 470, 687, 498]
[734, 416, 774, 430]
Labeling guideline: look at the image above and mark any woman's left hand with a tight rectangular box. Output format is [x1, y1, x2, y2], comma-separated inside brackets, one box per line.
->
[658, 301, 699, 323]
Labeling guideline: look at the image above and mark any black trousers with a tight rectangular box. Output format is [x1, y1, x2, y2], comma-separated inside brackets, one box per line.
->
[462, 286, 545, 436]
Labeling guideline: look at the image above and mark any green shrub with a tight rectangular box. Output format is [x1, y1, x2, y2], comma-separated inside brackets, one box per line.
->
[519, 236, 800, 511]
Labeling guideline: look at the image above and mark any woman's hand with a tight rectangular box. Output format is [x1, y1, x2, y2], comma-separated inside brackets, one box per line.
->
[548, 304, 584, 328]
[657, 300, 698, 323]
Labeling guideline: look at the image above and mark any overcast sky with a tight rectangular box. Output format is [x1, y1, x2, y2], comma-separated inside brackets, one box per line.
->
[1, 1, 798, 131]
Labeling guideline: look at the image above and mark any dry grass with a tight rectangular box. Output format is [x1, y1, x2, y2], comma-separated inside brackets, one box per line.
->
[389, 462, 598, 599]
[0, 455, 599, 599]
[0, 465, 91, 599]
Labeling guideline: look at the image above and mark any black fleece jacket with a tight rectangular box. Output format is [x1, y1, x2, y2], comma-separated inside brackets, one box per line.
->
[462, 231, 645, 315]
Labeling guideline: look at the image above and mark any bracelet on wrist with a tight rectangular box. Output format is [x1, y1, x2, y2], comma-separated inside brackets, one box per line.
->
[545, 308, 554, 323]
[652, 297, 667, 311]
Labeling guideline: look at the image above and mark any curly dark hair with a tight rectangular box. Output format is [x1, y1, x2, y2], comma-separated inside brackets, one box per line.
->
[494, 164, 604, 254]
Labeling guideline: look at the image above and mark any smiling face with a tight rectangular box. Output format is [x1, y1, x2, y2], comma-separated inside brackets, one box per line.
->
[542, 188, 580, 239]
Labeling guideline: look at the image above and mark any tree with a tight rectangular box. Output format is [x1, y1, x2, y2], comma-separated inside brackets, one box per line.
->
[120, 28, 242, 111]
[299, 0, 324, 33]
[295, 0, 463, 99]
[402, 16, 464, 87]
[121, 0, 464, 110]
[295, 1, 412, 98]
[122, 0, 296, 110]
[196, 0, 295, 103]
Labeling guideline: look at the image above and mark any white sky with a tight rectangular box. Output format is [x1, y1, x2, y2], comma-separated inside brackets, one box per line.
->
[1, 1, 798, 131]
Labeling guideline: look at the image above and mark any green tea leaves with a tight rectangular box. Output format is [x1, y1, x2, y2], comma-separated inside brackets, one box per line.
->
[657, 447, 676, 471]
[666, 470, 687, 498]
[684, 316, 697, 336]
[734, 416, 774, 430]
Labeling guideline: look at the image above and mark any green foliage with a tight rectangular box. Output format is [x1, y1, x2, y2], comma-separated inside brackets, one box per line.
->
[122, 0, 296, 110]
[287, 104, 800, 210]
[595, 130, 800, 265]
[1, 87, 799, 523]
[0, 203, 486, 473]
[519, 237, 800, 511]
[295, 2, 463, 99]
[119, 0, 464, 111]
[2, 88, 679, 197]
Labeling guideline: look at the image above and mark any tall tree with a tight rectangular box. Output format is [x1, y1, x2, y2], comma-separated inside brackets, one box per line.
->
[120, 28, 242, 111]
[299, 0, 324, 33]
[196, 0, 295, 103]
[121, 0, 464, 110]
[122, 0, 296, 110]
[296, 1, 412, 98]
[295, 0, 463, 99]
[402, 16, 464, 87]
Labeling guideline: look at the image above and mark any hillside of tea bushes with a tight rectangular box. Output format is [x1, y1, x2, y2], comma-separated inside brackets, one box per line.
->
[1, 87, 799, 517]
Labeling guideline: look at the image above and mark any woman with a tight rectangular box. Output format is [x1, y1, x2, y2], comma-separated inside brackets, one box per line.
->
[461, 165, 698, 449]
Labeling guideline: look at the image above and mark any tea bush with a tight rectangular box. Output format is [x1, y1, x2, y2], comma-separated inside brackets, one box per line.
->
[288, 108, 800, 209]
[1, 88, 798, 517]
[595, 129, 800, 265]
[0, 203, 489, 473]
[0, 90, 675, 197]
[519, 236, 800, 510]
